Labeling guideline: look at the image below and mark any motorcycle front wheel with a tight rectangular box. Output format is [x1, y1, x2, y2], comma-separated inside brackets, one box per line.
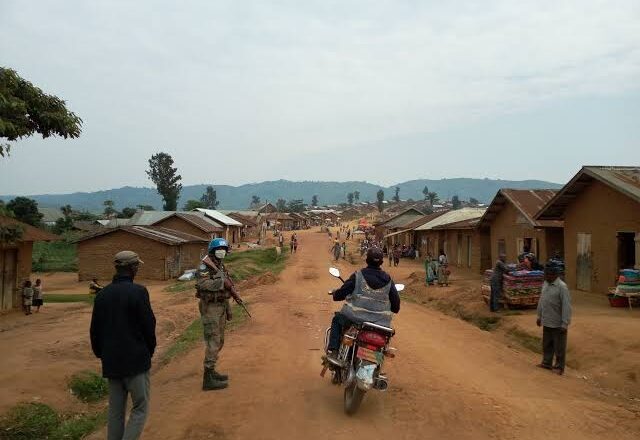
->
[344, 383, 365, 415]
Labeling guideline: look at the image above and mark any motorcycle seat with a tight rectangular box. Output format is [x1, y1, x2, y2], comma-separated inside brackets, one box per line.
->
[360, 321, 395, 336]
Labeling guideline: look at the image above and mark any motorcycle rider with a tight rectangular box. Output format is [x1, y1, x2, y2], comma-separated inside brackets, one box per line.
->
[326, 247, 401, 362]
[196, 238, 234, 391]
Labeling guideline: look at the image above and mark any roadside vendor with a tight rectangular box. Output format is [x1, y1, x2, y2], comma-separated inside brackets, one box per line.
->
[490, 253, 509, 312]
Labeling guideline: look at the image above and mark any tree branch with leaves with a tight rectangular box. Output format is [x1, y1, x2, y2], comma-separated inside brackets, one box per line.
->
[146, 152, 182, 211]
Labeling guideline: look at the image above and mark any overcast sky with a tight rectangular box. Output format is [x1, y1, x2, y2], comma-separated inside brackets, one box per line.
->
[1, 0, 639, 195]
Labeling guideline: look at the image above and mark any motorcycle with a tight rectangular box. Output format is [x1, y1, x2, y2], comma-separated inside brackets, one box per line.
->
[321, 267, 404, 415]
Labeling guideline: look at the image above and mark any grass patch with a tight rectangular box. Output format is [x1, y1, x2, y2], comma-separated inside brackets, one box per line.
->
[68, 370, 108, 403]
[32, 239, 77, 272]
[507, 327, 542, 354]
[160, 303, 249, 365]
[430, 300, 503, 332]
[225, 247, 288, 281]
[0, 402, 59, 440]
[164, 281, 196, 293]
[44, 293, 95, 304]
[0, 402, 107, 440]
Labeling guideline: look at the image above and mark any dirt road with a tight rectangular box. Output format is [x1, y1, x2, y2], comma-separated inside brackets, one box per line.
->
[132, 229, 639, 440]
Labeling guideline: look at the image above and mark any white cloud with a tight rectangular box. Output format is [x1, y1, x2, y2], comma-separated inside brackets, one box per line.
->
[0, 0, 639, 193]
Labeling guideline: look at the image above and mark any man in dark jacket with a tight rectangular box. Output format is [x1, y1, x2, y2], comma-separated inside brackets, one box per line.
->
[326, 247, 400, 361]
[90, 251, 156, 440]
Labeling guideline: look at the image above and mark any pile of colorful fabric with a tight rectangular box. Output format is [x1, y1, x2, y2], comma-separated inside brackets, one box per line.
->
[502, 270, 544, 297]
[615, 269, 640, 295]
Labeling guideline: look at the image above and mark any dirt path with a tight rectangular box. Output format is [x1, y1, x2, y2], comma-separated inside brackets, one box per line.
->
[126, 229, 640, 440]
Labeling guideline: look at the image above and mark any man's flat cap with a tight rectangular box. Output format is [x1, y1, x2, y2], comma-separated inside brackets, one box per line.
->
[114, 250, 144, 267]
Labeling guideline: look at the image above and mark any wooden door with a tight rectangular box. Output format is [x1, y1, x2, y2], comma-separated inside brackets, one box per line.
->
[577, 233, 592, 291]
[457, 233, 463, 266]
[467, 236, 472, 268]
[1, 249, 18, 310]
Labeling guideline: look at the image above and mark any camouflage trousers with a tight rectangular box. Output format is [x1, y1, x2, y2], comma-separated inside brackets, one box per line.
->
[199, 299, 228, 369]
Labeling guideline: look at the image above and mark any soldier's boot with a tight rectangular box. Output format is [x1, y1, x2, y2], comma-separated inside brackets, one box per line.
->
[203, 368, 228, 391]
[211, 369, 228, 382]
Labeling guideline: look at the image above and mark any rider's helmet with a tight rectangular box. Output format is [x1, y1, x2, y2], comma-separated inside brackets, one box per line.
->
[208, 238, 229, 253]
[366, 247, 384, 267]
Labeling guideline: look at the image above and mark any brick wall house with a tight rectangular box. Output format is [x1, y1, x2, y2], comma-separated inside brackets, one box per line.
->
[76, 226, 208, 281]
[0, 216, 58, 310]
[537, 166, 640, 294]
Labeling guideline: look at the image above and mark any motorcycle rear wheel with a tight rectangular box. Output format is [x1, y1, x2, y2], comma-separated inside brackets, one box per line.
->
[344, 383, 365, 415]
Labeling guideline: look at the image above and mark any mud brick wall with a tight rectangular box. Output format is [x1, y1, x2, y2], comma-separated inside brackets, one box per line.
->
[78, 230, 174, 281]
[563, 180, 640, 293]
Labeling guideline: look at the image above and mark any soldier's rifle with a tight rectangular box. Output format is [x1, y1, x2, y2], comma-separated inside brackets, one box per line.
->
[202, 255, 252, 317]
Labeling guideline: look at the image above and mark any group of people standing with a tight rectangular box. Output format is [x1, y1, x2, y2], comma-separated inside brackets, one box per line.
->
[424, 251, 450, 286]
[21, 278, 43, 315]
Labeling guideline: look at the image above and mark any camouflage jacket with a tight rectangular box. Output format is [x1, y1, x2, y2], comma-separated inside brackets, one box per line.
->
[195, 260, 230, 302]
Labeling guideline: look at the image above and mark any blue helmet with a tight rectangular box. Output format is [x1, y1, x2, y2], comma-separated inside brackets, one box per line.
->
[208, 238, 229, 253]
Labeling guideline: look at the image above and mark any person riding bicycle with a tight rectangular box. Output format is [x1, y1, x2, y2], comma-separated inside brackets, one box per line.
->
[326, 247, 401, 362]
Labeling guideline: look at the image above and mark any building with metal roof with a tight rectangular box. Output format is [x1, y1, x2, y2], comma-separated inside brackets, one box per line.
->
[477, 189, 563, 268]
[76, 225, 208, 281]
[195, 209, 243, 244]
[0, 216, 59, 310]
[536, 166, 640, 294]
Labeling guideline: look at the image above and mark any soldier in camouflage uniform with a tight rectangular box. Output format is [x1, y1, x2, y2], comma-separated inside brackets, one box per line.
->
[196, 238, 234, 391]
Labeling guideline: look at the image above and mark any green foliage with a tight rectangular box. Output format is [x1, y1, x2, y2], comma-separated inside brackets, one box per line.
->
[353, 190, 360, 203]
[164, 281, 196, 293]
[161, 302, 249, 365]
[452, 195, 462, 209]
[427, 191, 440, 206]
[0, 402, 105, 440]
[72, 210, 99, 221]
[200, 185, 219, 209]
[422, 185, 429, 199]
[6, 197, 43, 226]
[102, 200, 117, 217]
[275, 198, 287, 212]
[50, 411, 107, 440]
[250, 195, 261, 208]
[347, 192, 354, 205]
[0, 223, 23, 244]
[119, 207, 137, 218]
[146, 152, 182, 211]
[32, 239, 77, 272]
[52, 216, 73, 234]
[393, 186, 400, 202]
[183, 199, 204, 211]
[44, 293, 94, 304]
[376, 189, 385, 213]
[469, 197, 479, 205]
[225, 246, 289, 281]
[136, 204, 155, 211]
[0, 402, 59, 440]
[287, 199, 305, 213]
[68, 371, 108, 403]
[311, 195, 318, 207]
[0, 67, 82, 157]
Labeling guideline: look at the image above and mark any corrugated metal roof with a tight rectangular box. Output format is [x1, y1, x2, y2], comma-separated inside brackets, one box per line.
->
[378, 208, 425, 229]
[76, 225, 208, 245]
[0, 215, 60, 241]
[433, 217, 481, 230]
[127, 211, 173, 226]
[196, 209, 243, 226]
[415, 208, 486, 231]
[538, 166, 640, 220]
[227, 213, 258, 227]
[479, 189, 562, 228]
[219, 210, 260, 218]
[175, 213, 223, 232]
[403, 211, 450, 230]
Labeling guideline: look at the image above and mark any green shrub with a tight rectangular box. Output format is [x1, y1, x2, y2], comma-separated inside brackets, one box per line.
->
[0, 402, 59, 440]
[45, 294, 94, 304]
[32, 239, 77, 272]
[68, 371, 108, 403]
[50, 411, 107, 440]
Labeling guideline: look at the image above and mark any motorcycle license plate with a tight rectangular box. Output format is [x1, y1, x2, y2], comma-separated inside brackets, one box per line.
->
[357, 347, 382, 364]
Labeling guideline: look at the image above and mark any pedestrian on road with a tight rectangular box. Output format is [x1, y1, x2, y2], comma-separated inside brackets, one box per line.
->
[332, 239, 342, 261]
[22, 280, 33, 315]
[196, 238, 236, 391]
[32, 279, 43, 313]
[490, 254, 509, 312]
[90, 251, 156, 440]
[393, 245, 401, 267]
[536, 262, 572, 375]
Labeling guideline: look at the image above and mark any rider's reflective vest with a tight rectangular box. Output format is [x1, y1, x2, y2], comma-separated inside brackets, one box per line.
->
[340, 270, 393, 327]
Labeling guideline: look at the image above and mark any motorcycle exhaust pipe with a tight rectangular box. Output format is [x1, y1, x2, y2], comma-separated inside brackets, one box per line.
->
[375, 377, 389, 391]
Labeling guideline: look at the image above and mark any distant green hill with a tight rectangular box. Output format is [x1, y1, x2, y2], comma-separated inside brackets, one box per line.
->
[0, 178, 562, 212]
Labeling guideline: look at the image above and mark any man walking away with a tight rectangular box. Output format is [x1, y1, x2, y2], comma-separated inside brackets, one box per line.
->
[490, 254, 509, 312]
[536, 262, 571, 375]
[90, 251, 156, 440]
